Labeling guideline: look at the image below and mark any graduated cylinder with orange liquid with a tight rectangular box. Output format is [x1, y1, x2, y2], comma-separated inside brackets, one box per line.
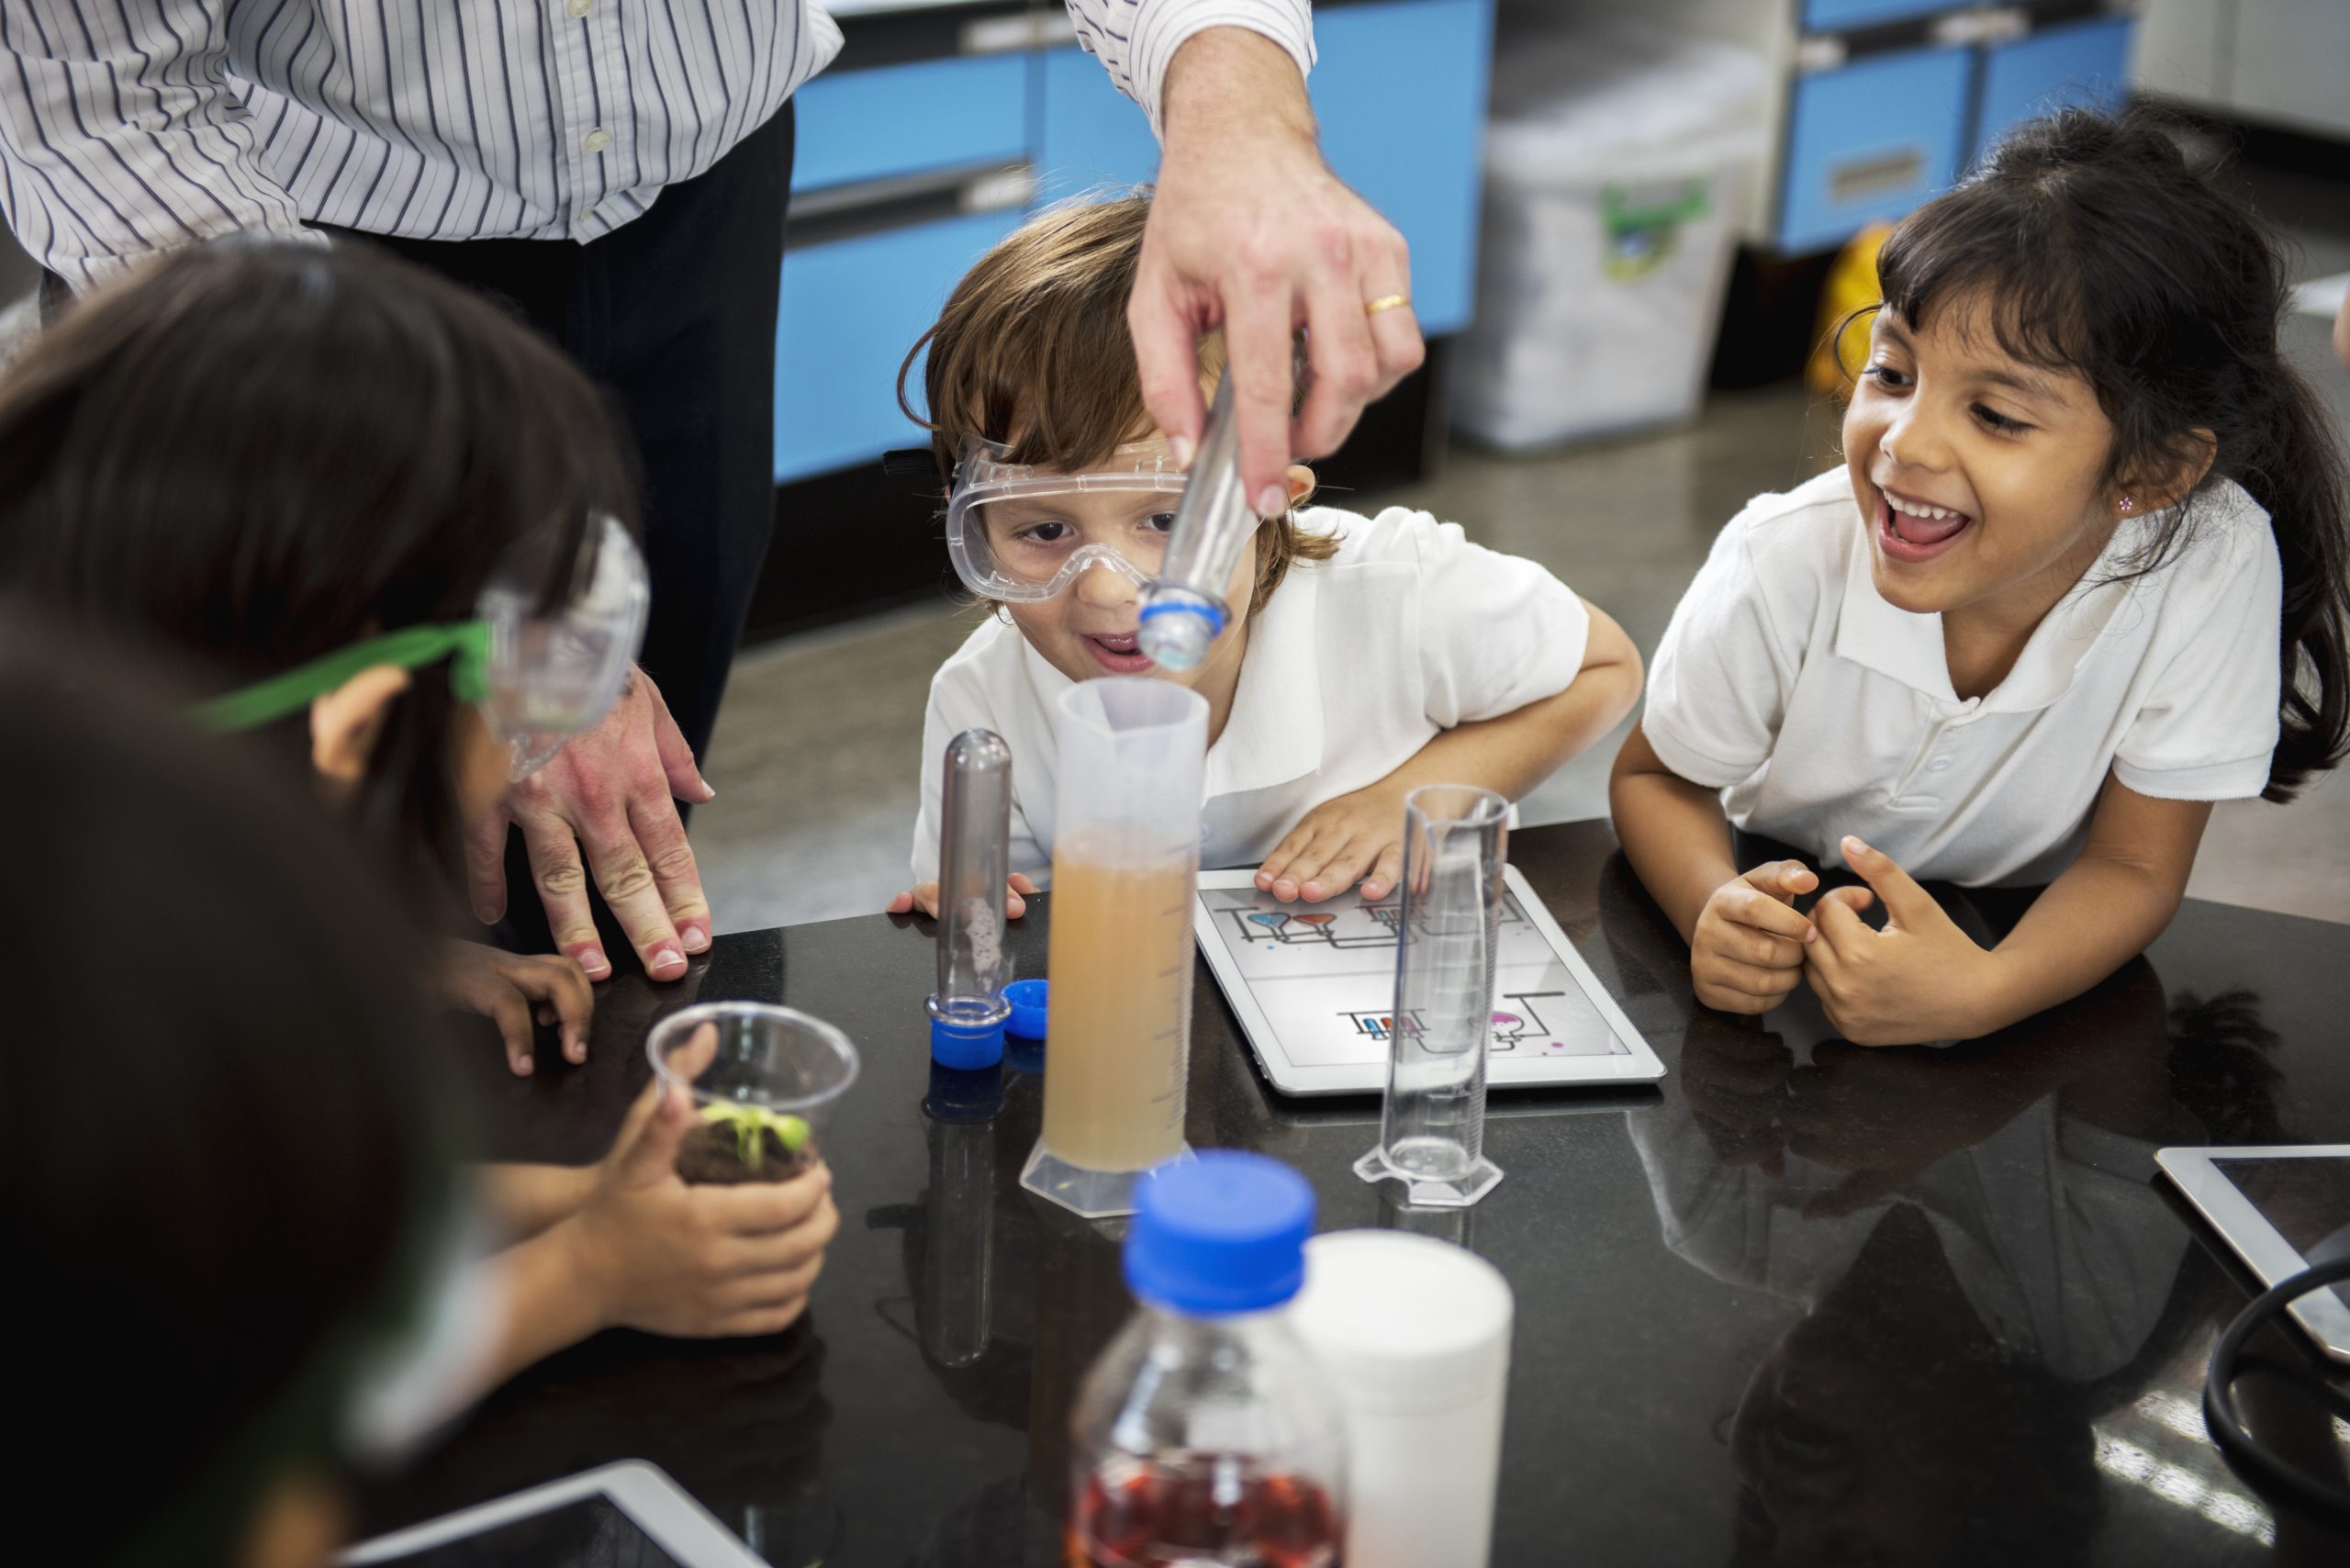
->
[1021, 678, 1208, 1218]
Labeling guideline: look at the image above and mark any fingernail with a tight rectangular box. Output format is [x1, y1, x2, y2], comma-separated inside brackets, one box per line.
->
[1844, 835, 1871, 857]
[1804, 926, 1818, 945]
[1255, 484, 1287, 518]
[1170, 434, 1195, 469]
[681, 924, 711, 954]
[474, 903, 498, 925]
[517, 1055, 532, 1073]
[571, 944, 610, 978]
[698, 780, 717, 802]
[650, 946, 685, 977]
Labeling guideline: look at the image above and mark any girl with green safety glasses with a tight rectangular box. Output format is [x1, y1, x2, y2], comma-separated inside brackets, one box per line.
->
[7, 638, 470, 1568]
[0, 242, 842, 1428]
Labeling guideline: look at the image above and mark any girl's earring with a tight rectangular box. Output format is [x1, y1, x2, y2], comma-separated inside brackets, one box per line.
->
[2118, 496, 2136, 513]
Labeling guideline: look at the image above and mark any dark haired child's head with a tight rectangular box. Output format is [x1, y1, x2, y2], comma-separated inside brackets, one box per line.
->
[1843, 106, 2349, 800]
[0, 240, 643, 907]
[904, 196, 1333, 692]
[0, 636, 460, 1568]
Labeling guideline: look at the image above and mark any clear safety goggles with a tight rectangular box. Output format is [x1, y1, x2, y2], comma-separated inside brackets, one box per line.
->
[945, 440, 1189, 602]
[194, 512, 649, 780]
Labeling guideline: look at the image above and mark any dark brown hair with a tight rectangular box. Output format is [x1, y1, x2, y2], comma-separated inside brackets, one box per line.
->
[0, 239, 641, 907]
[900, 195, 1337, 614]
[1859, 106, 2350, 801]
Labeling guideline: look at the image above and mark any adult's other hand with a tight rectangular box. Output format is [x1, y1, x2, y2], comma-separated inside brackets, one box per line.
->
[1134, 28, 1424, 515]
[467, 665, 716, 981]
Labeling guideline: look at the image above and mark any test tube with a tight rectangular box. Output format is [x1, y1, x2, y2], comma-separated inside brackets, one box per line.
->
[1136, 377, 1258, 672]
[1353, 785, 1507, 1207]
[928, 729, 1013, 1069]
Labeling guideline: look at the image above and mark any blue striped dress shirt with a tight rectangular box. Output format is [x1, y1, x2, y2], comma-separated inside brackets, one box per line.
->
[0, 1, 1314, 290]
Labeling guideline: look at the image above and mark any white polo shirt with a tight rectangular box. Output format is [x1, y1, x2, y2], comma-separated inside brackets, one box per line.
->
[912, 505, 1593, 883]
[1643, 468, 2281, 887]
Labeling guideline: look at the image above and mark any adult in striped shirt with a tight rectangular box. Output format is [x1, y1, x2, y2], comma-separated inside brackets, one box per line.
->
[0, 1, 1422, 982]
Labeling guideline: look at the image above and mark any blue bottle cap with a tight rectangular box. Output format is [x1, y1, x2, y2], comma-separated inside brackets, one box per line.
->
[930, 1014, 1005, 1071]
[1002, 979, 1050, 1040]
[924, 1060, 1003, 1123]
[1124, 1151, 1315, 1316]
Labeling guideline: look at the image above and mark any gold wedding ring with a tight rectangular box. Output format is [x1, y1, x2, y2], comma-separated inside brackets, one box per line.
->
[1363, 294, 1412, 317]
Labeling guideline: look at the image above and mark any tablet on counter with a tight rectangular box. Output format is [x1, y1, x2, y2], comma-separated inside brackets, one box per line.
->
[339, 1461, 762, 1568]
[2156, 1144, 2350, 1363]
[1194, 864, 1666, 1097]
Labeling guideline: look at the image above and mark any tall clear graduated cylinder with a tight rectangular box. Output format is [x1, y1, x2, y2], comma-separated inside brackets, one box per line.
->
[1354, 785, 1508, 1207]
[1021, 678, 1208, 1218]
[927, 728, 1013, 1069]
[1136, 377, 1260, 672]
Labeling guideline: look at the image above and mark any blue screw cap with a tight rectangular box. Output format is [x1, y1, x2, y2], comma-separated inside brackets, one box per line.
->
[1124, 1151, 1315, 1317]
[1002, 979, 1049, 1040]
[929, 1014, 1004, 1070]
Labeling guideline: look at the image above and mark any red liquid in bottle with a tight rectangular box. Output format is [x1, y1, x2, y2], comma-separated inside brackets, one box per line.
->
[1067, 1453, 1341, 1568]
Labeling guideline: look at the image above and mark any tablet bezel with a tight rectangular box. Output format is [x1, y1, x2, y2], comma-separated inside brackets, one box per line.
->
[2155, 1144, 2350, 1363]
[1193, 863, 1667, 1097]
[338, 1460, 766, 1567]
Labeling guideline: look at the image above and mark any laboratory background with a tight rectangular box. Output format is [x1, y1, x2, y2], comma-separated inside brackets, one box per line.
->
[7, 0, 2350, 1565]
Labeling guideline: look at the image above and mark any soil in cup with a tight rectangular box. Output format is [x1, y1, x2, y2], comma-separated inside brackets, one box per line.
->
[1039, 837, 1194, 1173]
[676, 1104, 814, 1186]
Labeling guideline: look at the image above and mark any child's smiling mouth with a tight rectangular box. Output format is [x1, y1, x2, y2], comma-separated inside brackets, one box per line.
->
[1080, 630, 1155, 674]
[1872, 481, 1975, 564]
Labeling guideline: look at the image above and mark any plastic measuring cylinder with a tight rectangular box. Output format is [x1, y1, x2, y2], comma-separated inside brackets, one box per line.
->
[1136, 376, 1261, 672]
[1353, 784, 1508, 1207]
[927, 728, 1013, 1070]
[1019, 678, 1208, 1217]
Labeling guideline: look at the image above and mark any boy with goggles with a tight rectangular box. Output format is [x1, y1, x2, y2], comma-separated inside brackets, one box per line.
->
[889, 196, 1645, 917]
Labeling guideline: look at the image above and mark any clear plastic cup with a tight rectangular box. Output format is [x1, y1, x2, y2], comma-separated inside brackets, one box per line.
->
[646, 1002, 861, 1185]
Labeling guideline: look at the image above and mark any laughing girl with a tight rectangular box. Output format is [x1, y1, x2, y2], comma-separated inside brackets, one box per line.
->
[1610, 108, 2350, 1045]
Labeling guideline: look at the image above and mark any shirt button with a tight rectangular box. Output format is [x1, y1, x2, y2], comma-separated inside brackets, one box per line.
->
[1927, 756, 1953, 772]
[565, 0, 591, 13]
[583, 129, 612, 154]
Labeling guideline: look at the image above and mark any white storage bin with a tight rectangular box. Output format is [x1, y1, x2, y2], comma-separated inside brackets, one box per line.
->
[1452, 21, 1769, 450]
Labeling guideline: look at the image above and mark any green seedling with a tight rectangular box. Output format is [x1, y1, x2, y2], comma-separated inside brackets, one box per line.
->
[699, 1101, 811, 1171]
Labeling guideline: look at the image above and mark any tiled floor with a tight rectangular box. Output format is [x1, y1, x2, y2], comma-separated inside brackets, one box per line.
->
[691, 172, 2350, 935]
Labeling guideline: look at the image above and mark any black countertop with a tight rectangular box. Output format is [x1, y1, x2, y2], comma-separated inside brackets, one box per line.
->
[365, 820, 2350, 1566]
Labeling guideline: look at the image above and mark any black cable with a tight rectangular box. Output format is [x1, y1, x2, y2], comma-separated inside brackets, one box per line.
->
[2202, 1255, 2350, 1518]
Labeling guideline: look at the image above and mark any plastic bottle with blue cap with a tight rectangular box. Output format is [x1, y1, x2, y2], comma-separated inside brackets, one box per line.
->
[1066, 1151, 1347, 1566]
[927, 728, 1013, 1070]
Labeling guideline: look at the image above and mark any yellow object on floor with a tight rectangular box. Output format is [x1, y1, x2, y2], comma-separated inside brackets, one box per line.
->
[1807, 221, 1893, 398]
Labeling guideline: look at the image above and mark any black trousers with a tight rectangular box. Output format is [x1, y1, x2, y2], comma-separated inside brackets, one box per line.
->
[360, 102, 794, 767]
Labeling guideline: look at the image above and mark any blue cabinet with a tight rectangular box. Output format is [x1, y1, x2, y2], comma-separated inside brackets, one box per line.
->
[1801, 0, 1950, 29]
[1973, 16, 2132, 162]
[774, 210, 1025, 483]
[1314, 0, 1491, 336]
[1779, 44, 1974, 253]
[791, 54, 1029, 194]
[1036, 43, 1160, 202]
[779, 0, 1495, 485]
[1038, 0, 1492, 336]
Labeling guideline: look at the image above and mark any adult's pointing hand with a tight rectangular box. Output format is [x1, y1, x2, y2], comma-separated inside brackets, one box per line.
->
[1132, 28, 1423, 514]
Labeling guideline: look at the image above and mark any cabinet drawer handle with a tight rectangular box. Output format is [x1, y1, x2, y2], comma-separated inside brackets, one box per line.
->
[789, 160, 1034, 250]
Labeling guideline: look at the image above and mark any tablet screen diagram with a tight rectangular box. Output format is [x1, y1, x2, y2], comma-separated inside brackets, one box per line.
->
[1200, 883, 1634, 1070]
